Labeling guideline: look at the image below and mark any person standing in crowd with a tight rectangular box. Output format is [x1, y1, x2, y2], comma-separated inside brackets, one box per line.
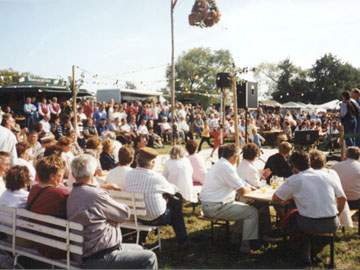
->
[340, 91, 360, 146]
[351, 89, 360, 146]
[0, 152, 11, 194]
[38, 98, 50, 120]
[273, 151, 347, 266]
[49, 97, 61, 117]
[125, 147, 188, 247]
[200, 144, 259, 254]
[198, 121, 213, 152]
[264, 141, 293, 183]
[68, 154, 158, 269]
[23, 97, 38, 130]
[0, 165, 30, 208]
[163, 146, 196, 203]
[332, 147, 360, 210]
[94, 103, 107, 124]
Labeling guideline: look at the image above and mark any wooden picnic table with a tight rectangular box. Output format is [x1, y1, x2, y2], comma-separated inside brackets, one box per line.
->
[243, 185, 276, 202]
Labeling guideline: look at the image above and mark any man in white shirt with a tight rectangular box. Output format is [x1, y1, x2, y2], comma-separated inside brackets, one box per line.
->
[177, 116, 192, 143]
[137, 119, 149, 135]
[0, 123, 18, 164]
[200, 143, 259, 253]
[0, 152, 11, 194]
[106, 146, 134, 190]
[125, 147, 188, 246]
[273, 151, 346, 265]
[332, 147, 360, 209]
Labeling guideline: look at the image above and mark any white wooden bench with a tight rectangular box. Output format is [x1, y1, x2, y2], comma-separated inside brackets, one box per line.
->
[0, 206, 83, 269]
[109, 190, 161, 251]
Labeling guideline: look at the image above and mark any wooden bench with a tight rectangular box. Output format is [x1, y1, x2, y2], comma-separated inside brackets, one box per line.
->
[0, 206, 83, 269]
[109, 190, 161, 251]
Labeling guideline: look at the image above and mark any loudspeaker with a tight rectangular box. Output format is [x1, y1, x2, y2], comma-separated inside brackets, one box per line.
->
[294, 130, 320, 146]
[236, 81, 258, 109]
[216, 72, 232, 89]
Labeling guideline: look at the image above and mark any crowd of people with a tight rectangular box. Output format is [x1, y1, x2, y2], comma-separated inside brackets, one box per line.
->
[0, 88, 359, 268]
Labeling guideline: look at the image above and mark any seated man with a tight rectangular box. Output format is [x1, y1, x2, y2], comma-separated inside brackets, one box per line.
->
[200, 143, 259, 253]
[273, 151, 347, 266]
[68, 154, 157, 269]
[332, 147, 360, 210]
[264, 141, 293, 183]
[125, 147, 188, 246]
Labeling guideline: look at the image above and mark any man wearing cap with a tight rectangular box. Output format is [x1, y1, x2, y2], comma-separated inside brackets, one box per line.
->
[125, 147, 188, 246]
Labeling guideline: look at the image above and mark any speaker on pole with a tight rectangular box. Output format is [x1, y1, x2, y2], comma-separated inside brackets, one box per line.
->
[216, 72, 232, 89]
[236, 81, 258, 109]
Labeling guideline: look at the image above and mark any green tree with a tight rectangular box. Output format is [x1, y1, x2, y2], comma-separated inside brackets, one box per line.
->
[310, 54, 360, 103]
[166, 47, 234, 105]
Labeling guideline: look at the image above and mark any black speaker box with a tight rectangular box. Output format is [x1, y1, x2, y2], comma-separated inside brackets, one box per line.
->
[216, 73, 232, 89]
[294, 130, 320, 146]
[236, 81, 258, 109]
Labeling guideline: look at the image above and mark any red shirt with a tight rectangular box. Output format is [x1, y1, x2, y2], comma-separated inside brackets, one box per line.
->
[27, 184, 69, 219]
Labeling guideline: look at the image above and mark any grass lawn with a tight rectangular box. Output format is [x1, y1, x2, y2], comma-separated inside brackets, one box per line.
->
[143, 203, 360, 269]
[156, 138, 211, 156]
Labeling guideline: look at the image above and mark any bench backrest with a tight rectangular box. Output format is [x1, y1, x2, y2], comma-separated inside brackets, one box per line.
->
[0, 206, 84, 269]
[109, 190, 147, 225]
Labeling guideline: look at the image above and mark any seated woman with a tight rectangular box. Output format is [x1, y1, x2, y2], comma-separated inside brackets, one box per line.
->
[0, 166, 30, 208]
[163, 146, 196, 203]
[27, 155, 69, 259]
[100, 139, 116, 171]
[237, 143, 271, 188]
[185, 140, 206, 186]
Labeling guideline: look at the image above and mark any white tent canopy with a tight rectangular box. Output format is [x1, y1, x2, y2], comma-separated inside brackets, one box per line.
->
[318, 99, 341, 110]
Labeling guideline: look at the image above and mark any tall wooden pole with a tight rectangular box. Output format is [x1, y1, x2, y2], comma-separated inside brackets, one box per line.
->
[232, 75, 240, 149]
[170, 0, 177, 145]
[71, 65, 78, 135]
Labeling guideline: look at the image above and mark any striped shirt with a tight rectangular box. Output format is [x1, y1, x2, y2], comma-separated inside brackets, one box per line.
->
[125, 167, 176, 221]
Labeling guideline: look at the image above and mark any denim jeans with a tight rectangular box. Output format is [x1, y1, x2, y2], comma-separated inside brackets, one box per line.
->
[343, 118, 357, 146]
[82, 243, 158, 269]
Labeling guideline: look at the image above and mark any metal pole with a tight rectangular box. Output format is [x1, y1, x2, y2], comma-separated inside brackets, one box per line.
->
[245, 107, 248, 143]
[170, 0, 177, 145]
[71, 65, 78, 135]
[232, 76, 240, 148]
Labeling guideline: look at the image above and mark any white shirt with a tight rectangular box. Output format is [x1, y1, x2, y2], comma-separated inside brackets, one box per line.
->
[106, 165, 132, 190]
[163, 158, 196, 202]
[0, 126, 18, 164]
[0, 176, 6, 195]
[237, 159, 262, 187]
[333, 159, 360, 201]
[200, 158, 247, 203]
[40, 119, 51, 133]
[14, 158, 36, 183]
[125, 167, 176, 221]
[137, 125, 149, 135]
[0, 189, 29, 208]
[275, 168, 345, 218]
[178, 121, 189, 132]
[120, 124, 131, 133]
[112, 140, 122, 163]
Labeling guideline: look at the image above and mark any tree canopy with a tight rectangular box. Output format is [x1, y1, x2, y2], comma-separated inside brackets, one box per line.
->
[257, 54, 360, 104]
[166, 47, 234, 105]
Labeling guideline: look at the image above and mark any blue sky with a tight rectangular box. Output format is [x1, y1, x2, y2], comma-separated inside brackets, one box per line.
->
[1, 0, 360, 91]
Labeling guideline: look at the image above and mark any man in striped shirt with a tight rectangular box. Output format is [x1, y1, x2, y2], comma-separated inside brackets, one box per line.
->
[125, 147, 188, 246]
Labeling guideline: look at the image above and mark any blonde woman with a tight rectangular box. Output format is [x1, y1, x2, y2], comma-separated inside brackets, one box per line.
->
[163, 145, 196, 202]
[100, 139, 115, 170]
